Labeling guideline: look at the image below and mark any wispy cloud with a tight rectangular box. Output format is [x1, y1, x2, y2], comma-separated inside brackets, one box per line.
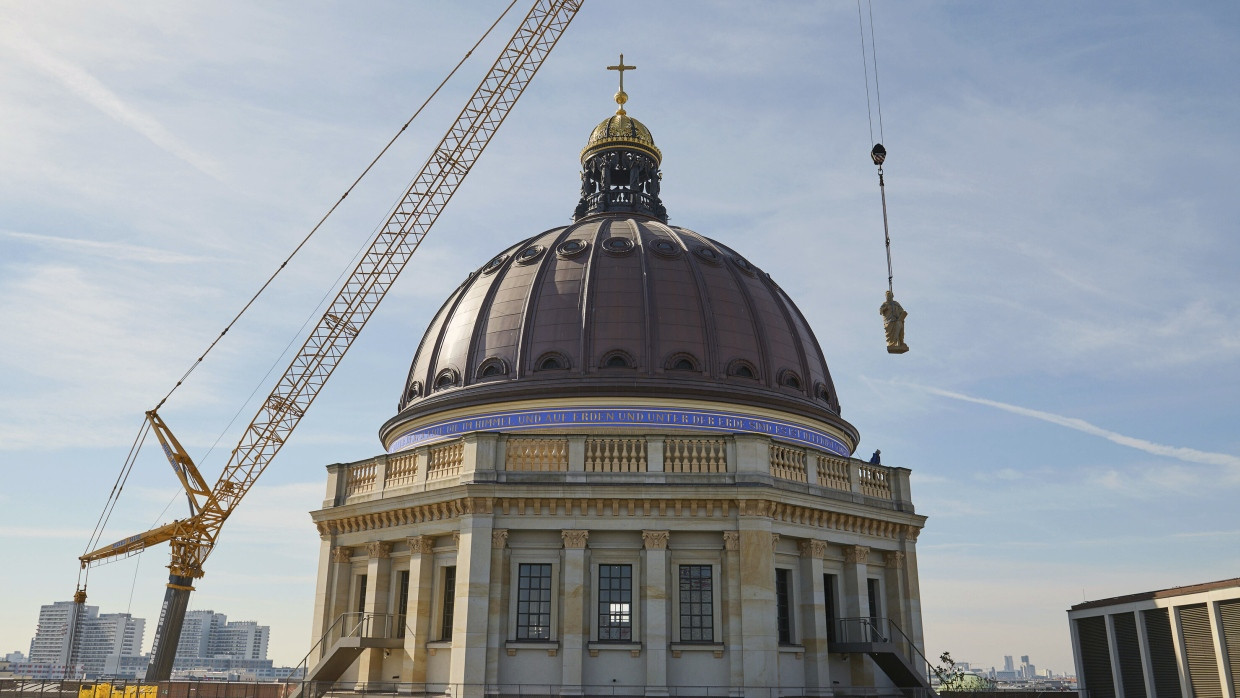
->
[3, 230, 207, 264]
[5, 33, 223, 180]
[912, 384, 1240, 471]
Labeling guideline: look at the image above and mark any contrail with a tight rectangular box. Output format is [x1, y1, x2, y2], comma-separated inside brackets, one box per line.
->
[4, 230, 205, 264]
[911, 384, 1240, 470]
[8, 33, 223, 180]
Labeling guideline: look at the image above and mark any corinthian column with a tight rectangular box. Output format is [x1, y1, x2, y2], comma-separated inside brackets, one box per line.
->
[643, 530, 670, 697]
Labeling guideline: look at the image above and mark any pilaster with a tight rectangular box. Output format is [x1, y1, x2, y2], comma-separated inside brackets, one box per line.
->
[841, 544, 874, 686]
[362, 541, 393, 685]
[647, 436, 664, 472]
[722, 531, 744, 696]
[314, 545, 353, 665]
[404, 536, 435, 685]
[737, 516, 778, 693]
[449, 515, 494, 698]
[643, 530, 670, 697]
[485, 530, 509, 693]
[799, 539, 830, 695]
[560, 530, 589, 694]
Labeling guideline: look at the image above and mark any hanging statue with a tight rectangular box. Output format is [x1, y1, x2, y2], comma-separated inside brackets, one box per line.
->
[879, 290, 908, 354]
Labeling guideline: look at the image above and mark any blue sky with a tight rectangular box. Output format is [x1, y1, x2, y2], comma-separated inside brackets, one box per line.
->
[1, 1, 1237, 674]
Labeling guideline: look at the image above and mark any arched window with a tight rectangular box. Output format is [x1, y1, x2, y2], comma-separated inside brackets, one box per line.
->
[434, 368, 460, 391]
[664, 352, 701, 372]
[777, 369, 802, 391]
[600, 350, 636, 369]
[535, 352, 571, 371]
[476, 357, 508, 379]
[727, 359, 759, 380]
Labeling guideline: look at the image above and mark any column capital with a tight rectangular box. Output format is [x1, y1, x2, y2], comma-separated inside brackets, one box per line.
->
[885, 551, 906, 568]
[722, 531, 740, 551]
[407, 535, 435, 555]
[492, 529, 509, 549]
[562, 529, 589, 549]
[642, 530, 670, 550]
[843, 544, 870, 564]
[366, 541, 392, 559]
[799, 539, 828, 559]
[331, 546, 353, 564]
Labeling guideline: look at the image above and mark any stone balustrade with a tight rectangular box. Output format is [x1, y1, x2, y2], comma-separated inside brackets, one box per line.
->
[326, 432, 913, 512]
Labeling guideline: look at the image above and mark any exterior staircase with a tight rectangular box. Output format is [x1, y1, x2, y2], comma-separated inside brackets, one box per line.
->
[829, 617, 938, 698]
[287, 613, 407, 698]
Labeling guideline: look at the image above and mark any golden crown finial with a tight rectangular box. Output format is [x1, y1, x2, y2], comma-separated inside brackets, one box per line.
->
[607, 53, 635, 115]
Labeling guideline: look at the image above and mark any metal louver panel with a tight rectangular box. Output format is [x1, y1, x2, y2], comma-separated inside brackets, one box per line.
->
[1180, 603, 1222, 698]
[1078, 615, 1117, 698]
[1142, 608, 1184, 698]
[1113, 612, 1148, 698]
[1219, 600, 1240, 698]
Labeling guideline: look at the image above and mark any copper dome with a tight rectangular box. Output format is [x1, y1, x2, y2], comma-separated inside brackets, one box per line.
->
[382, 216, 857, 449]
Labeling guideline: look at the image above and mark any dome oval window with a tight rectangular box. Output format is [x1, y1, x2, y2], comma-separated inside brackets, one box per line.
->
[602, 237, 635, 255]
[651, 238, 681, 258]
[814, 382, 832, 403]
[481, 254, 507, 275]
[405, 380, 424, 401]
[556, 239, 590, 258]
[516, 245, 545, 265]
[694, 246, 721, 265]
[731, 255, 757, 276]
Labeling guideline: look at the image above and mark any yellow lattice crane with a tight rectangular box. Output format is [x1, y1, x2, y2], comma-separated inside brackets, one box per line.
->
[75, 0, 583, 681]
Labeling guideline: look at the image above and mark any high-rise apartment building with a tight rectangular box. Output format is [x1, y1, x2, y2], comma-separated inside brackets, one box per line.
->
[1004, 655, 1014, 672]
[24, 601, 144, 679]
[174, 611, 269, 661]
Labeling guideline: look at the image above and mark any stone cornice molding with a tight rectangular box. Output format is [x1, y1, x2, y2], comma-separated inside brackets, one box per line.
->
[799, 539, 828, 559]
[562, 530, 589, 549]
[366, 541, 391, 559]
[722, 531, 739, 551]
[843, 544, 870, 564]
[408, 535, 435, 555]
[492, 529, 509, 549]
[642, 530, 670, 550]
[885, 551, 905, 568]
[330, 546, 353, 564]
[314, 495, 921, 543]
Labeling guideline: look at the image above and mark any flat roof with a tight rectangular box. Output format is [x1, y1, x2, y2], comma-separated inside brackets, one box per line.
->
[1071, 577, 1240, 611]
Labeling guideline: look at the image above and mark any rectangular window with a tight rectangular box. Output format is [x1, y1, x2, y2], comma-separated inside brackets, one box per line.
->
[356, 574, 368, 615]
[824, 573, 838, 643]
[440, 566, 457, 641]
[867, 578, 881, 620]
[775, 568, 793, 644]
[678, 565, 714, 642]
[516, 563, 553, 640]
[397, 570, 410, 638]
[597, 564, 633, 641]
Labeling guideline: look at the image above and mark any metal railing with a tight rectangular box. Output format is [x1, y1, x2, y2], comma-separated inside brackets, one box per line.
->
[286, 612, 411, 689]
[833, 617, 935, 683]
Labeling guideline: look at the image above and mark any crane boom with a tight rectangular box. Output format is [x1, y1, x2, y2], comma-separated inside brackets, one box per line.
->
[78, 0, 582, 682]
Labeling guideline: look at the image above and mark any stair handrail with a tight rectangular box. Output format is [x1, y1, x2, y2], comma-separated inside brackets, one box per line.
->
[833, 616, 936, 684]
[284, 612, 403, 687]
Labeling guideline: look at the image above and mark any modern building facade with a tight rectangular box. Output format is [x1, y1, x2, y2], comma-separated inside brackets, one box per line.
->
[25, 601, 144, 679]
[1068, 577, 1240, 698]
[176, 611, 271, 662]
[305, 88, 929, 697]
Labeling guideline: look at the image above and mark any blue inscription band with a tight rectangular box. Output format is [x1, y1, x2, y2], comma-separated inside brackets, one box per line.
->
[388, 406, 850, 457]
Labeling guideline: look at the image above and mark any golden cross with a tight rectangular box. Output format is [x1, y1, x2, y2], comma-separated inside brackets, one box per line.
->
[607, 54, 636, 93]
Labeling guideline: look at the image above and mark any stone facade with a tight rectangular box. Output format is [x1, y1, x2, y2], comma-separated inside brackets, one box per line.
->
[309, 427, 926, 696]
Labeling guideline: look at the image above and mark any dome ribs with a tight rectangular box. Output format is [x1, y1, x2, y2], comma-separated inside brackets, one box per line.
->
[473, 226, 572, 382]
[516, 222, 593, 378]
[586, 218, 645, 373]
[682, 231, 765, 382]
[660, 226, 717, 379]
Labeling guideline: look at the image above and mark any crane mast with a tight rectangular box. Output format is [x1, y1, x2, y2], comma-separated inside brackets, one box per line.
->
[76, 0, 583, 681]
